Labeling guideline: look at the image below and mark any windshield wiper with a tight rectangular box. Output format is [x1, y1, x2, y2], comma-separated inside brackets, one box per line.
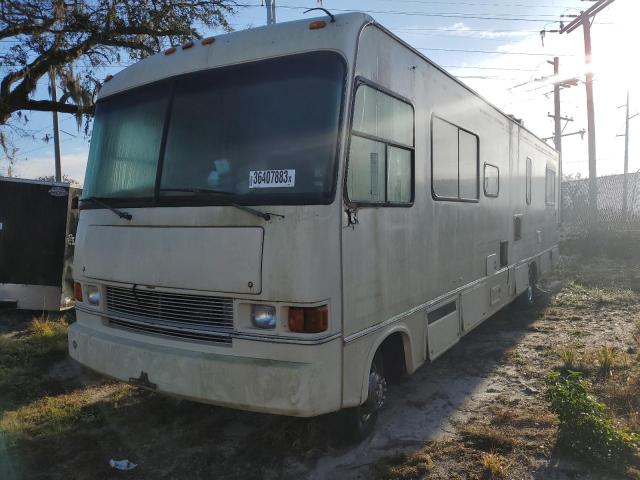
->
[159, 188, 284, 221]
[81, 197, 133, 221]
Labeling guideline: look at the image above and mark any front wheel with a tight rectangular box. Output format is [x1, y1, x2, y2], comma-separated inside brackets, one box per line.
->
[342, 353, 387, 442]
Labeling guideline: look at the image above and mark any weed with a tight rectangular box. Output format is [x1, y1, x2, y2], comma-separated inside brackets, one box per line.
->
[633, 321, 640, 347]
[29, 314, 67, 337]
[480, 452, 510, 478]
[375, 451, 433, 480]
[597, 345, 616, 373]
[557, 344, 578, 370]
[545, 370, 640, 468]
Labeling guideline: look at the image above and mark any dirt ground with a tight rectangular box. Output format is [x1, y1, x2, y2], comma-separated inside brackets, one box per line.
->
[1, 247, 640, 479]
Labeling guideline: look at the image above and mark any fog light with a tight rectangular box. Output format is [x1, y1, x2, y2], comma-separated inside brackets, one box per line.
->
[87, 285, 100, 306]
[251, 305, 276, 329]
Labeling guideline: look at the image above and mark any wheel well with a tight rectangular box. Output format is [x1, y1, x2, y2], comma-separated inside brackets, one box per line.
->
[378, 332, 407, 382]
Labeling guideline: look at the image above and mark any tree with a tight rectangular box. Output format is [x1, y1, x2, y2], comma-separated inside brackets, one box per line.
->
[0, 0, 237, 127]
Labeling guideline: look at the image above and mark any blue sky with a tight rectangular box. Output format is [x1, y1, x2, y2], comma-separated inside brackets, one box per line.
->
[2, 0, 636, 183]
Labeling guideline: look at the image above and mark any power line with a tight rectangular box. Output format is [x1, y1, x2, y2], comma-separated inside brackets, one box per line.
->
[416, 46, 574, 56]
[370, 0, 583, 8]
[272, 5, 565, 22]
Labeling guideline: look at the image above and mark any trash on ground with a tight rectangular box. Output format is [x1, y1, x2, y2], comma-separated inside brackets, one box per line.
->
[109, 459, 137, 471]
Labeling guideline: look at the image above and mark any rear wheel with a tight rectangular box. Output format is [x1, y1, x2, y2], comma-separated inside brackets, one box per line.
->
[343, 353, 387, 442]
[515, 264, 538, 308]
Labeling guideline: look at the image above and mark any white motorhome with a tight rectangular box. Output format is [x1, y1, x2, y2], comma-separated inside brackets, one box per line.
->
[69, 12, 559, 438]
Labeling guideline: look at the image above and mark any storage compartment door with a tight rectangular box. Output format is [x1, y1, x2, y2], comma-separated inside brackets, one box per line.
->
[426, 300, 460, 360]
[461, 282, 488, 332]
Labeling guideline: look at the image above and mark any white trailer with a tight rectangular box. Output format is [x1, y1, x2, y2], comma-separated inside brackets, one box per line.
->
[69, 12, 559, 438]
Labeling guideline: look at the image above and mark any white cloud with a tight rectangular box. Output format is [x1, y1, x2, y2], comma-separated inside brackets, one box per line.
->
[12, 149, 88, 184]
[455, 1, 639, 179]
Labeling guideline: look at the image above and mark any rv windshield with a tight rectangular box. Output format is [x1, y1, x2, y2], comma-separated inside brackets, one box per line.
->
[82, 52, 346, 205]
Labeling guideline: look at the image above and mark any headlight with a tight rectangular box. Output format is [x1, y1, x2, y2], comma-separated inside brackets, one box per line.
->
[87, 285, 100, 306]
[251, 305, 276, 329]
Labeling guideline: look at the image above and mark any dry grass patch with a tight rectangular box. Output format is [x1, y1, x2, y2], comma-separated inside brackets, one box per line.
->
[552, 282, 637, 310]
[29, 314, 67, 338]
[480, 452, 510, 479]
[557, 344, 578, 370]
[0, 384, 132, 439]
[375, 451, 434, 480]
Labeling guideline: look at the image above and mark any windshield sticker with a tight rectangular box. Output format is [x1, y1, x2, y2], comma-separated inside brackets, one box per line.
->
[249, 170, 295, 189]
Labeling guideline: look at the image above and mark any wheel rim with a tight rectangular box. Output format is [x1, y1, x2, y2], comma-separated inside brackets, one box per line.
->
[360, 363, 387, 423]
[526, 285, 534, 303]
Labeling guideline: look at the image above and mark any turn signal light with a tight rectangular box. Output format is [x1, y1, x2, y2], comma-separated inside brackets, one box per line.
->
[309, 20, 327, 30]
[288, 305, 328, 333]
[74, 282, 83, 302]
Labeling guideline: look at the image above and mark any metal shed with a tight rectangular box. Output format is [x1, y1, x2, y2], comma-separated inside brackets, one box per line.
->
[0, 177, 81, 310]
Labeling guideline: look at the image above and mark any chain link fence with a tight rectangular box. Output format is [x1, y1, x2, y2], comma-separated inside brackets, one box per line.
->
[561, 172, 640, 237]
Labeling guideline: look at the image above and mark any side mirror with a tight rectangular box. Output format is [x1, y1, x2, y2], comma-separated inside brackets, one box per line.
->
[71, 196, 79, 210]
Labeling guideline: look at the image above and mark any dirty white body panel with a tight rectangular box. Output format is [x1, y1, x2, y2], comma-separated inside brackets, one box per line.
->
[70, 13, 559, 417]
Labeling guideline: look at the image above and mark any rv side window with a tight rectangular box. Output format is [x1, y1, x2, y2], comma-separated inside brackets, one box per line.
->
[431, 116, 479, 201]
[347, 84, 414, 205]
[526, 157, 532, 205]
[545, 166, 556, 205]
[484, 163, 499, 197]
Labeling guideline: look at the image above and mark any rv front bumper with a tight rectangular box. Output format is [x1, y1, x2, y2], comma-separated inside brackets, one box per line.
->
[68, 310, 342, 417]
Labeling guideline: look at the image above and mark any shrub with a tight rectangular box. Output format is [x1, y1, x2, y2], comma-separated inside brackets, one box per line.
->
[545, 370, 640, 467]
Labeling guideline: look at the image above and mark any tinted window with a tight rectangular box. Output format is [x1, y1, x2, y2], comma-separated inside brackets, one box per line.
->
[432, 117, 458, 199]
[83, 52, 345, 205]
[347, 84, 414, 205]
[459, 130, 479, 200]
[484, 163, 499, 197]
[432, 116, 479, 201]
[352, 85, 413, 146]
[83, 82, 169, 199]
[546, 166, 556, 205]
[161, 52, 345, 204]
[347, 136, 386, 203]
[526, 157, 532, 205]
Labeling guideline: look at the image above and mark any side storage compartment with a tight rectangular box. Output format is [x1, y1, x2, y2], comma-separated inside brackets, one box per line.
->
[461, 282, 488, 332]
[515, 263, 530, 296]
[426, 299, 459, 360]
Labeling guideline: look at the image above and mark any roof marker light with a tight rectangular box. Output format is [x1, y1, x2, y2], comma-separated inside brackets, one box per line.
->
[104, 74, 113, 82]
[164, 47, 177, 55]
[309, 20, 327, 30]
[182, 40, 194, 50]
[201, 37, 216, 46]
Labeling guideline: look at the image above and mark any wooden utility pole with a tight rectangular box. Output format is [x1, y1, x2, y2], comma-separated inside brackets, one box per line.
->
[560, 0, 615, 223]
[551, 57, 563, 221]
[618, 92, 639, 222]
[49, 67, 62, 182]
[265, 0, 276, 24]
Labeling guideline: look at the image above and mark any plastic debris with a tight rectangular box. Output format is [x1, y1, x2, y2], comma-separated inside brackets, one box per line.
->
[109, 459, 138, 471]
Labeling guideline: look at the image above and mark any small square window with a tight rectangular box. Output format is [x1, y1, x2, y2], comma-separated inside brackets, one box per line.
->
[484, 163, 499, 197]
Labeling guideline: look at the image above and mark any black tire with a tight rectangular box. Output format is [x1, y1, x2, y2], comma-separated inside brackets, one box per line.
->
[342, 352, 387, 442]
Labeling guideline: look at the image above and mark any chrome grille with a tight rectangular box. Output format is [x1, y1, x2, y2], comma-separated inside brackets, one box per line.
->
[105, 286, 234, 343]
